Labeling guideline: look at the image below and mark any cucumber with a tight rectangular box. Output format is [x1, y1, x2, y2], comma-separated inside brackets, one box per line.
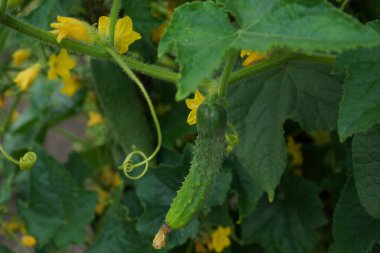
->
[153, 102, 227, 249]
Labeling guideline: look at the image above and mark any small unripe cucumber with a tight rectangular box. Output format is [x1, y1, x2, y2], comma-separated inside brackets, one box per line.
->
[165, 102, 227, 229]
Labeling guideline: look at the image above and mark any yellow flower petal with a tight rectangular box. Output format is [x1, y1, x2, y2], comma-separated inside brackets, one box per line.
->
[12, 49, 31, 66]
[13, 63, 40, 91]
[48, 49, 76, 80]
[209, 226, 231, 253]
[50, 16, 94, 43]
[98, 16, 110, 36]
[87, 111, 103, 126]
[21, 235, 37, 248]
[240, 50, 267, 67]
[61, 76, 81, 97]
[185, 90, 205, 125]
[287, 136, 303, 166]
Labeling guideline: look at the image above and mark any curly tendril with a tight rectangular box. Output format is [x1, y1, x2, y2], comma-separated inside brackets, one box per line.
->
[19, 151, 37, 170]
[106, 48, 162, 180]
[0, 144, 37, 170]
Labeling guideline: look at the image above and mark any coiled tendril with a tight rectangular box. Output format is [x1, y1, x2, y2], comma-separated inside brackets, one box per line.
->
[107, 48, 162, 180]
[0, 144, 37, 170]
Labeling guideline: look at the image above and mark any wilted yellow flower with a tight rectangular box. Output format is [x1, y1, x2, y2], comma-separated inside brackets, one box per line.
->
[0, 96, 4, 107]
[61, 76, 81, 97]
[12, 49, 31, 66]
[98, 16, 141, 54]
[48, 49, 76, 80]
[185, 90, 205, 125]
[51, 16, 95, 43]
[87, 111, 103, 126]
[208, 226, 231, 253]
[102, 166, 123, 188]
[13, 63, 40, 91]
[240, 50, 267, 67]
[21, 235, 37, 247]
[287, 136, 303, 166]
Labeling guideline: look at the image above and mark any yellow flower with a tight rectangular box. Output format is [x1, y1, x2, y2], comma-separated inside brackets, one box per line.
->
[48, 49, 76, 80]
[185, 90, 205, 125]
[287, 136, 303, 166]
[240, 50, 267, 67]
[310, 131, 331, 147]
[13, 63, 40, 91]
[208, 226, 231, 253]
[61, 76, 81, 96]
[101, 166, 123, 188]
[87, 111, 103, 126]
[94, 186, 110, 215]
[98, 16, 141, 54]
[12, 49, 31, 66]
[51, 16, 95, 43]
[21, 235, 37, 247]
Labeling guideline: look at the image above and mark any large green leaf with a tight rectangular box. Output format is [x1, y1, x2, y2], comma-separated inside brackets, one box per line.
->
[158, 1, 235, 99]
[86, 190, 155, 253]
[19, 147, 98, 249]
[335, 47, 380, 141]
[352, 124, 380, 219]
[91, 60, 153, 154]
[330, 178, 380, 253]
[159, 1, 380, 99]
[241, 177, 326, 253]
[228, 156, 263, 223]
[227, 61, 342, 197]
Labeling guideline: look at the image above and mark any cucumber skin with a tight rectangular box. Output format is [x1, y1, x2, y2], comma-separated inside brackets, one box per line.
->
[165, 103, 226, 230]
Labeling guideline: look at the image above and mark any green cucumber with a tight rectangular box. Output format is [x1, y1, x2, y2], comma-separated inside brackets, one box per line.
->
[153, 102, 227, 249]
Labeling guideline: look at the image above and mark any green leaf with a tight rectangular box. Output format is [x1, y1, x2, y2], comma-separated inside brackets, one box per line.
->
[352, 124, 380, 219]
[241, 177, 326, 253]
[228, 156, 263, 223]
[205, 168, 233, 209]
[135, 146, 199, 249]
[91, 60, 153, 154]
[86, 190, 155, 253]
[158, 2, 236, 99]
[330, 178, 380, 253]
[0, 169, 15, 205]
[20, 147, 98, 249]
[160, 1, 380, 99]
[335, 47, 380, 141]
[228, 61, 342, 196]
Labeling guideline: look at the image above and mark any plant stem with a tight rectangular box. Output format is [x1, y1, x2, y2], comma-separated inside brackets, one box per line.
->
[2, 15, 180, 83]
[109, 0, 120, 46]
[228, 53, 296, 84]
[219, 49, 237, 97]
[53, 126, 89, 147]
[0, 26, 9, 53]
[296, 53, 336, 64]
[0, 144, 19, 165]
[0, 0, 7, 22]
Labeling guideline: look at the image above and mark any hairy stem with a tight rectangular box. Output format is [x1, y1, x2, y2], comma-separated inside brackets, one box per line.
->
[109, 0, 121, 46]
[219, 49, 237, 97]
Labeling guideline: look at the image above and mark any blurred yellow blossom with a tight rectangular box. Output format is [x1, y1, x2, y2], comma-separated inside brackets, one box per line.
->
[240, 50, 267, 67]
[10, 111, 20, 124]
[102, 166, 123, 188]
[21, 235, 37, 247]
[310, 131, 331, 147]
[12, 49, 31, 66]
[13, 63, 40, 91]
[94, 186, 110, 215]
[48, 49, 76, 80]
[287, 136, 303, 166]
[61, 76, 81, 97]
[51, 16, 95, 43]
[208, 226, 231, 253]
[0, 96, 4, 107]
[185, 90, 205, 125]
[87, 111, 103, 126]
[98, 16, 141, 54]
